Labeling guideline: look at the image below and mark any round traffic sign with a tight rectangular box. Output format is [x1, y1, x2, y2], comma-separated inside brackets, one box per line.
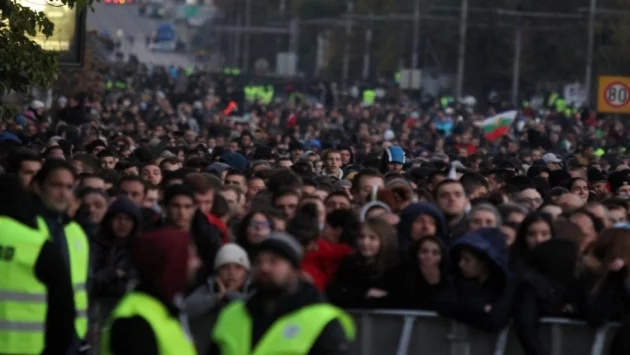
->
[604, 82, 630, 108]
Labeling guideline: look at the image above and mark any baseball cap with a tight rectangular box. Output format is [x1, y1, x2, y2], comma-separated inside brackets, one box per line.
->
[543, 153, 562, 164]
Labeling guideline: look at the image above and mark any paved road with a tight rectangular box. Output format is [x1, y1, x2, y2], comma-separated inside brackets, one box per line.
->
[87, 2, 196, 67]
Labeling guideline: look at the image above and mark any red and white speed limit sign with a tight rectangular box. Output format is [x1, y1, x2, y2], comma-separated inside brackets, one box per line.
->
[605, 82, 630, 108]
[598, 76, 630, 114]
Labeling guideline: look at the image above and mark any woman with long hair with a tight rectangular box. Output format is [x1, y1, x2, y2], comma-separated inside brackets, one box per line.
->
[511, 212, 555, 274]
[400, 237, 451, 309]
[327, 217, 402, 308]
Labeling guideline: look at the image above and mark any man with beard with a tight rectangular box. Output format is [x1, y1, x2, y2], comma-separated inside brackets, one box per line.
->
[210, 232, 355, 355]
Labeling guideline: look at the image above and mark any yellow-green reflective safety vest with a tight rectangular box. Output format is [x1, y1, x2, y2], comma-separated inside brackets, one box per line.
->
[0, 216, 48, 354]
[244, 86, 257, 102]
[261, 86, 274, 105]
[548, 92, 559, 107]
[362, 89, 375, 105]
[212, 301, 356, 355]
[38, 220, 89, 339]
[100, 292, 196, 355]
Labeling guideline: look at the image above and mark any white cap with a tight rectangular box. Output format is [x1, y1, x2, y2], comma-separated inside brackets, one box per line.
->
[543, 153, 562, 164]
[384, 129, 395, 141]
[214, 243, 250, 271]
[31, 100, 45, 110]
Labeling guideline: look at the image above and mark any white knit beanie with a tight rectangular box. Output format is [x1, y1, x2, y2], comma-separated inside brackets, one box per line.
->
[214, 243, 251, 271]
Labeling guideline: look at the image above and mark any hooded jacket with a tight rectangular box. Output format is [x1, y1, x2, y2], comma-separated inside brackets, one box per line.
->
[106, 228, 194, 355]
[437, 228, 517, 332]
[398, 203, 448, 250]
[89, 197, 141, 305]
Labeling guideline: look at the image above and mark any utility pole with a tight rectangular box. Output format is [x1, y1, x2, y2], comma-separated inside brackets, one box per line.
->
[411, 0, 421, 69]
[342, 1, 353, 84]
[242, 0, 252, 72]
[455, 0, 468, 100]
[511, 27, 522, 107]
[362, 29, 372, 80]
[233, 12, 242, 67]
[584, 0, 598, 106]
[289, 18, 300, 54]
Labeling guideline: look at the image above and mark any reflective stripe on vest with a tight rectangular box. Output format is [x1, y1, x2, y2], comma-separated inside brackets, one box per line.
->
[38, 219, 89, 339]
[0, 216, 48, 354]
[212, 301, 356, 355]
[100, 292, 196, 355]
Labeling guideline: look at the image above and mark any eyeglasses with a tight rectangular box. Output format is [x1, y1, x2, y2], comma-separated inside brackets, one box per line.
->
[249, 220, 271, 228]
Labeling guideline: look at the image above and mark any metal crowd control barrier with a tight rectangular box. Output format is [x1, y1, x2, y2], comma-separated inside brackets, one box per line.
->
[348, 309, 619, 355]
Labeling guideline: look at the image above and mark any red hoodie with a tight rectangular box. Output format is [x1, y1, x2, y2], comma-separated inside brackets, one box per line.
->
[131, 228, 191, 302]
[301, 238, 352, 292]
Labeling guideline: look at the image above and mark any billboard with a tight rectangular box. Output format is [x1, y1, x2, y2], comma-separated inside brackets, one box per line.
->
[18, 0, 86, 66]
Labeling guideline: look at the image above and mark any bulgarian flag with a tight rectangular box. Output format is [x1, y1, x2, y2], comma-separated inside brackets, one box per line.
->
[478, 110, 518, 141]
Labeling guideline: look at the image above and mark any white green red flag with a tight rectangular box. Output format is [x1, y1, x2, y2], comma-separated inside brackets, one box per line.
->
[478, 110, 518, 141]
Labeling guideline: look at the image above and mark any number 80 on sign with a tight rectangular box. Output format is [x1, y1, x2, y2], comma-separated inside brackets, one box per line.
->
[598, 76, 630, 114]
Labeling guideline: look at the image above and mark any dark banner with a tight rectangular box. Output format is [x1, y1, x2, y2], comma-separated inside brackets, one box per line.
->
[20, 0, 86, 66]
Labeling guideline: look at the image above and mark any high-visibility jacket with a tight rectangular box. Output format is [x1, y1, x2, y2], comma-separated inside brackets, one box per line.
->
[260, 86, 274, 105]
[0, 216, 49, 354]
[100, 292, 196, 355]
[440, 96, 454, 108]
[244, 86, 257, 102]
[38, 220, 89, 339]
[362, 89, 376, 105]
[212, 300, 356, 355]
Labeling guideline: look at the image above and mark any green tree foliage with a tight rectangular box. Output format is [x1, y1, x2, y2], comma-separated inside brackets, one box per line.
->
[0, 0, 93, 96]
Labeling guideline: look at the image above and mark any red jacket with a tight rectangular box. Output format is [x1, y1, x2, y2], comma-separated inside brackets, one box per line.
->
[301, 239, 352, 292]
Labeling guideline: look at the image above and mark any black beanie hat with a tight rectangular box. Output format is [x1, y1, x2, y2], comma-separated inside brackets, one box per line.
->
[254, 232, 303, 268]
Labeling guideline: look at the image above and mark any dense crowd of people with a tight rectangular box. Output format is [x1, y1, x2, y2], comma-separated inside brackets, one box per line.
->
[4, 62, 630, 355]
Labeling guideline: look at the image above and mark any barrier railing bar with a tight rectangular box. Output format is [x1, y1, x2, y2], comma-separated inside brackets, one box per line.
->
[360, 313, 372, 355]
[447, 321, 471, 355]
[550, 324, 562, 355]
[493, 327, 509, 355]
[395, 316, 416, 355]
[350, 309, 620, 327]
[590, 326, 608, 355]
[349, 310, 621, 355]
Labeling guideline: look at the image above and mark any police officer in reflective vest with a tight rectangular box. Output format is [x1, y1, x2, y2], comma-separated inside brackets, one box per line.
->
[100, 228, 201, 355]
[0, 175, 75, 355]
[31, 160, 90, 352]
[210, 232, 356, 355]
